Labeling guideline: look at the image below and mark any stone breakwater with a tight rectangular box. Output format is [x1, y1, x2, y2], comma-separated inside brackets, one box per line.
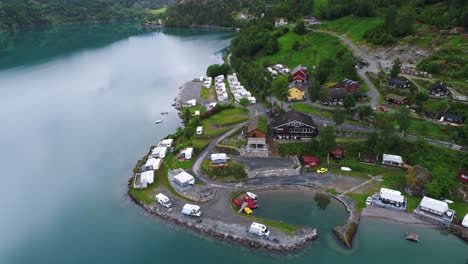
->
[128, 191, 318, 252]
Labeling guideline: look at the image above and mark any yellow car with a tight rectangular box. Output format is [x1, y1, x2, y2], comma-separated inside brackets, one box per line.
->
[316, 167, 328, 174]
[244, 207, 253, 215]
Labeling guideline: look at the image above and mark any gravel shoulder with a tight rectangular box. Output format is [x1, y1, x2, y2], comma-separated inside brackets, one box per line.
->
[361, 206, 436, 226]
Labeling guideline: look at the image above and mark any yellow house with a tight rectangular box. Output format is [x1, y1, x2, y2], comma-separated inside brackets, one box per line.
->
[287, 81, 306, 101]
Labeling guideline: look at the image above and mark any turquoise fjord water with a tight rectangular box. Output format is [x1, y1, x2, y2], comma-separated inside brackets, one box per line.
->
[0, 23, 466, 264]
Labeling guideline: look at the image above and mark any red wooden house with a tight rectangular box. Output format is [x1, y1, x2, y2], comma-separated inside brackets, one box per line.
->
[340, 79, 360, 92]
[302, 156, 320, 167]
[291, 65, 308, 82]
[331, 149, 343, 160]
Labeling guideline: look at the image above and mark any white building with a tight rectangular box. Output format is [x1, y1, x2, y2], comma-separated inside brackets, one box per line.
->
[275, 17, 288, 27]
[145, 158, 162, 171]
[159, 139, 173, 148]
[382, 154, 403, 167]
[174, 171, 195, 187]
[419, 196, 449, 216]
[415, 196, 455, 226]
[379, 188, 405, 205]
[211, 153, 228, 165]
[182, 99, 197, 107]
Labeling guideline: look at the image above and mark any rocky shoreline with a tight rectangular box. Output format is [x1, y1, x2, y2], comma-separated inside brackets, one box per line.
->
[128, 184, 318, 252]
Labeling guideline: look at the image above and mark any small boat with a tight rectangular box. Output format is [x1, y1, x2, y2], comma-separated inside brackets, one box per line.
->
[155, 120, 162, 124]
[161, 112, 169, 115]
[405, 232, 419, 242]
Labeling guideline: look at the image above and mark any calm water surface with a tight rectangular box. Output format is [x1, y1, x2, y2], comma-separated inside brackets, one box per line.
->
[0, 23, 466, 264]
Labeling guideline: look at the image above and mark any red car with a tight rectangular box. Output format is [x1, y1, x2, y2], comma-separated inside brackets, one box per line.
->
[233, 199, 242, 207]
[247, 202, 258, 209]
[243, 196, 257, 204]
[380, 106, 387, 112]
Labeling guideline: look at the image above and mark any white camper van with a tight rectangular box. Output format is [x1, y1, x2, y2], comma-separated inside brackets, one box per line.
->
[181, 204, 201, 217]
[249, 222, 270, 237]
[155, 193, 172, 208]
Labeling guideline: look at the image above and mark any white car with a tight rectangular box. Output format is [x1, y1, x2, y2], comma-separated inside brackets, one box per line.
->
[365, 197, 373, 206]
[246, 192, 257, 200]
[196, 126, 203, 135]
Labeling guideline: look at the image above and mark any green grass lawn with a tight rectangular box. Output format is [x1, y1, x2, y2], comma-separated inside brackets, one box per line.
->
[407, 117, 453, 142]
[200, 86, 213, 100]
[257, 31, 353, 81]
[289, 103, 333, 119]
[317, 16, 383, 43]
[346, 193, 368, 210]
[330, 158, 406, 178]
[148, 7, 167, 15]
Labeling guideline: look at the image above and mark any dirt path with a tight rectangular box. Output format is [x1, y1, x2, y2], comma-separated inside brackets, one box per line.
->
[361, 206, 435, 226]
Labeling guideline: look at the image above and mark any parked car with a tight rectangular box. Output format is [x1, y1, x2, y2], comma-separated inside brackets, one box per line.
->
[316, 167, 328, 174]
[249, 222, 270, 237]
[246, 192, 258, 200]
[244, 196, 257, 204]
[247, 202, 258, 209]
[233, 199, 242, 207]
[244, 207, 253, 215]
[380, 106, 387, 112]
[365, 197, 372, 206]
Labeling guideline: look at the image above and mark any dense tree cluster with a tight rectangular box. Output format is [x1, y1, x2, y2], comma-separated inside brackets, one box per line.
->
[0, 0, 168, 31]
[364, 9, 415, 45]
[206, 64, 230, 78]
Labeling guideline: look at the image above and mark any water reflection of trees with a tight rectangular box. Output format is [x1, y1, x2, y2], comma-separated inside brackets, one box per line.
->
[314, 193, 331, 210]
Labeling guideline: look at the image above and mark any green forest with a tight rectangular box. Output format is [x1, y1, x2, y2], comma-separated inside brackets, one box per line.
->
[0, 0, 170, 31]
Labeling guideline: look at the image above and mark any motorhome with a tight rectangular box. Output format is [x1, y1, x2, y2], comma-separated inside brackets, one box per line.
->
[155, 193, 172, 208]
[181, 204, 201, 217]
[249, 222, 270, 237]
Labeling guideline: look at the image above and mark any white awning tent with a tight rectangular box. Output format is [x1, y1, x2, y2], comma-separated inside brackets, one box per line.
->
[140, 170, 154, 185]
[211, 153, 227, 163]
[382, 154, 403, 165]
[174, 171, 195, 187]
[379, 188, 405, 203]
[462, 214, 468, 228]
[145, 158, 162, 170]
[420, 196, 449, 215]
[159, 139, 173, 148]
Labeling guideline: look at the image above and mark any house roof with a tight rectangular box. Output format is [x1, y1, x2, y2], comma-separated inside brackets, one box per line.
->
[328, 88, 348, 99]
[429, 82, 449, 92]
[291, 65, 307, 75]
[382, 154, 403, 164]
[211, 153, 227, 161]
[275, 17, 288, 22]
[302, 156, 319, 163]
[420, 196, 449, 213]
[289, 81, 307, 91]
[385, 94, 407, 101]
[174, 171, 194, 184]
[332, 149, 343, 155]
[341, 79, 359, 87]
[271, 110, 316, 128]
[247, 138, 266, 145]
[388, 77, 409, 86]
[380, 188, 404, 203]
[442, 112, 464, 121]
[145, 158, 161, 168]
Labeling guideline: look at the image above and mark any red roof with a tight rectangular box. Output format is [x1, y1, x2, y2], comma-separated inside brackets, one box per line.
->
[332, 149, 343, 155]
[458, 171, 468, 183]
[302, 156, 319, 163]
